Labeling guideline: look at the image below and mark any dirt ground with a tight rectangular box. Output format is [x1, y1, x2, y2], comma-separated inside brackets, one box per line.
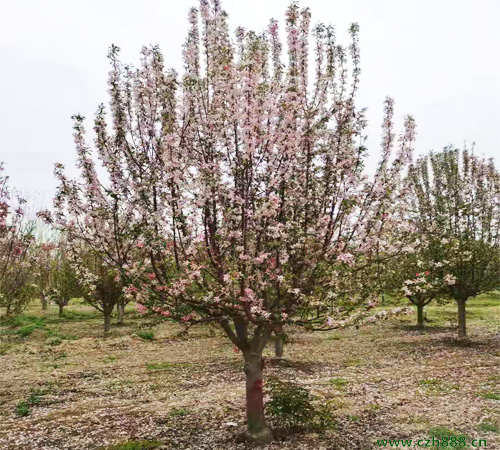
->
[0, 298, 499, 450]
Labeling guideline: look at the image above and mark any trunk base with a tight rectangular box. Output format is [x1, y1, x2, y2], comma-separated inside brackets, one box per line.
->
[274, 337, 284, 359]
[457, 298, 467, 339]
[246, 427, 273, 446]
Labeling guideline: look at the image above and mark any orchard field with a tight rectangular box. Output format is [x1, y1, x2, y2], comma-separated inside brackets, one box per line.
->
[1, 0, 500, 449]
[1, 296, 498, 450]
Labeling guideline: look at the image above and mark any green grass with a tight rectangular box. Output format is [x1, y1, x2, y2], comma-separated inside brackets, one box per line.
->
[56, 309, 102, 321]
[168, 408, 188, 417]
[329, 377, 349, 388]
[375, 291, 499, 331]
[47, 337, 63, 346]
[419, 379, 441, 386]
[15, 401, 30, 417]
[8, 315, 47, 337]
[135, 330, 155, 341]
[14, 385, 52, 417]
[428, 426, 465, 439]
[146, 362, 192, 371]
[478, 392, 500, 401]
[101, 440, 162, 450]
[477, 421, 499, 433]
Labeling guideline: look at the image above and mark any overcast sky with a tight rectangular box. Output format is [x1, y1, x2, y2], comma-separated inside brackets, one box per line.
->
[1, 0, 499, 208]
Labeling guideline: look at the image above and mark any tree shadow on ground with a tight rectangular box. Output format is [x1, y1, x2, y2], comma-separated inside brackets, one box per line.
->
[395, 323, 457, 334]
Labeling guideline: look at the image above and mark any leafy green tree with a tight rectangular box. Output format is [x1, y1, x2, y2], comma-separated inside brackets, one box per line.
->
[406, 147, 500, 338]
[48, 248, 84, 317]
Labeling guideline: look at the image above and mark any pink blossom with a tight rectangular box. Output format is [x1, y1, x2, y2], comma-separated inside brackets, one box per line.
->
[135, 303, 148, 315]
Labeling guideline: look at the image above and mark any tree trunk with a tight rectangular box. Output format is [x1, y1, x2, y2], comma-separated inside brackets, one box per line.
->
[417, 303, 424, 328]
[58, 304, 64, 317]
[117, 303, 125, 325]
[104, 314, 111, 333]
[243, 351, 273, 444]
[41, 294, 48, 311]
[457, 298, 467, 339]
[274, 326, 284, 358]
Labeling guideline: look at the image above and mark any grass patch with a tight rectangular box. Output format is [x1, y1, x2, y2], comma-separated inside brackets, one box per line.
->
[146, 362, 192, 371]
[419, 379, 441, 386]
[478, 392, 500, 401]
[418, 379, 459, 394]
[343, 358, 364, 367]
[14, 384, 53, 417]
[15, 401, 30, 417]
[168, 408, 188, 418]
[135, 330, 155, 341]
[329, 377, 349, 388]
[477, 421, 499, 433]
[47, 337, 63, 346]
[428, 426, 465, 439]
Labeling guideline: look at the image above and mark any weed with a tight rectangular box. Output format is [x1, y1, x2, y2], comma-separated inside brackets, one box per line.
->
[15, 401, 30, 417]
[266, 377, 335, 432]
[47, 337, 63, 346]
[135, 330, 155, 341]
[168, 408, 188, 418]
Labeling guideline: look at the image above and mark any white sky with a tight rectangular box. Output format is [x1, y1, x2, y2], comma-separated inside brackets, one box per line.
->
[1, 0, 499, 207]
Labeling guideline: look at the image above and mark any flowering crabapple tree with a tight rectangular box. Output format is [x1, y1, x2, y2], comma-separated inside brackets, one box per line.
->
[56, 1, 416, 442]
[406, 147, 500, 338]
[0, 163, 38, 318]
[43, 241, 84, 317]
[401, 270, 446, 328]
[383, 239, 450, 328]
[39, 110, 146, 331]
[75, 249, 125, 333]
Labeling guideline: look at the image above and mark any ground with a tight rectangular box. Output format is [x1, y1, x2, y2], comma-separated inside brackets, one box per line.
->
[0, 296, 499, 450]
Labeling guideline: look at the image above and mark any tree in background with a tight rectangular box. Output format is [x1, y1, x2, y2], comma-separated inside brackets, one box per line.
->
[0, 163, 38, 317]
[35, 242, 57, 311]
[406, 147, 500, 339]
[401, 271, 445, 328]
[39, 104, 145, 330]
[380, 238, 449, 328]
[74, 250, 124, 333]
[46, 242, 84, 317]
